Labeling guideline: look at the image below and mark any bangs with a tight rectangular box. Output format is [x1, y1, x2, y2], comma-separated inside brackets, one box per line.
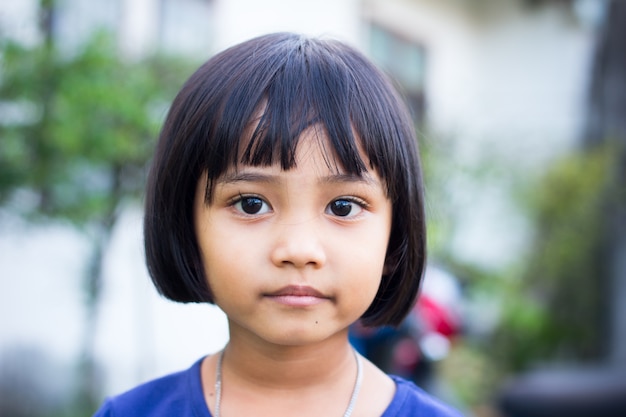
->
[198, 33, 406, 201]
[241, 42, 366, 174]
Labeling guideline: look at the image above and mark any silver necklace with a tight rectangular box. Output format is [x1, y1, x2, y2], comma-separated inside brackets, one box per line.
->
[214, 348, 363, 417]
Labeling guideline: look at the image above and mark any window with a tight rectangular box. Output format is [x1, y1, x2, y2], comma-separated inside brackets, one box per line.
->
[368, 24, 426, 125]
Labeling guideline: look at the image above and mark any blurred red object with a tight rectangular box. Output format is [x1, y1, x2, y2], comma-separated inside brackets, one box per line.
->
[415, 295, 461, 337]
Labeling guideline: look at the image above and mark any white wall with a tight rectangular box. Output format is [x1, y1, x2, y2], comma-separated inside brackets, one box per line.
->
[0, 0, 40, 45]
[212, 0, 364, 51]
[0, 208, 229, 398]
[118, 0, 215, 57]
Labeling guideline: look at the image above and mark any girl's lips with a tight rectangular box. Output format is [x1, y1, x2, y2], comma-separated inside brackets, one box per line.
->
[264, 285, 329, 307]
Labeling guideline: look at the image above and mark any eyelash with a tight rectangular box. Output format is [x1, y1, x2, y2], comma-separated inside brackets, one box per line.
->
[228, 194, 369, 218]
[326, 196, 369, 218]
[229, 194, 272, 216]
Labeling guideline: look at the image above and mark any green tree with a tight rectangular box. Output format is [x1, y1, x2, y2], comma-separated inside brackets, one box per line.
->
[488, 0, 626, 374]
[492, 146, 614, 372]
[0, 2, 193, 413]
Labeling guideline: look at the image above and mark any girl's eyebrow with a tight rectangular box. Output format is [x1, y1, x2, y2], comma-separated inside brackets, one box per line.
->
[320, 172, 381, 187]
[218, 172, 278, 185]
[217, 171, 382, 187]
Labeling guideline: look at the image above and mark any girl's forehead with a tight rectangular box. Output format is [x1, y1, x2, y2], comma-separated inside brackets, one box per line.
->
[216, 145, 384, 192]
[231, 129, 337, 173]
[233, 122, 370, 173]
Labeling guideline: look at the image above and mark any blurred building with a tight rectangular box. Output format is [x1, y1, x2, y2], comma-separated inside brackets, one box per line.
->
[0, 0, 215, 56]
[367, 0, 599, 267]
[0, 0, 602, 404]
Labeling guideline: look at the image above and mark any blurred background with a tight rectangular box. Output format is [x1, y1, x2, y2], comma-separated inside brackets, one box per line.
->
[1, 0, 625, 416]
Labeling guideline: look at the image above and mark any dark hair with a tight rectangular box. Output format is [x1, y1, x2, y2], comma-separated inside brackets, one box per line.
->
[144, 32, 426, 327]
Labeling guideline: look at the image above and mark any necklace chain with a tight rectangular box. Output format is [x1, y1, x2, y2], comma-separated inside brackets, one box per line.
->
[213, 348, 363, 417]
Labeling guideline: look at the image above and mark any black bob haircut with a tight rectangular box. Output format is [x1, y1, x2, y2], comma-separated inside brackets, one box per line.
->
[144, 32, 426, 327]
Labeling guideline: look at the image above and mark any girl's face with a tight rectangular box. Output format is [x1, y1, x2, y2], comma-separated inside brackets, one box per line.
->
[194, 129, 392, 347]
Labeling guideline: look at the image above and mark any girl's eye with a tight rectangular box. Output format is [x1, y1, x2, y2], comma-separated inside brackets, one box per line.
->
[233, 195, 271, 215]
[326, 198, 365, 218]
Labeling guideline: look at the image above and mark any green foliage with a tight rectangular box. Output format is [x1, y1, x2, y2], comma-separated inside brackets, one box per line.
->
[492, 145, 614, 371]
[0, 27, 195, 414]
[0, 31, 193, 224]
[432, 145, 617, 409]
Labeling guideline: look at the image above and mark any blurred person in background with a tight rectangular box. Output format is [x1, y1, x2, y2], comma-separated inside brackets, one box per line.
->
[350, 265, 463, 393]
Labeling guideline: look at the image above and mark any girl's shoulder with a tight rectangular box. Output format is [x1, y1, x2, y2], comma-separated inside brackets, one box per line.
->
[92, 357, 210, 417]
[383, 376, 465, 417]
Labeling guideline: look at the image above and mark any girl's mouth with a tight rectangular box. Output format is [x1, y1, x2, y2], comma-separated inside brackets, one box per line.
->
[264, 285, 330, 307]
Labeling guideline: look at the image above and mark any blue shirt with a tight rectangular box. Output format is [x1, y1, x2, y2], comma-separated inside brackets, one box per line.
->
[94, 357, 464, 416]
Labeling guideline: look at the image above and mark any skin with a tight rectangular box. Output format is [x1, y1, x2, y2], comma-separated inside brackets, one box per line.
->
[194, 129, 396, 417]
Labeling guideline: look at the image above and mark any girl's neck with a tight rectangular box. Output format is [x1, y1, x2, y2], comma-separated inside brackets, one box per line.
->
[223, 327, 355, 389]
[202, 324, 397, 417]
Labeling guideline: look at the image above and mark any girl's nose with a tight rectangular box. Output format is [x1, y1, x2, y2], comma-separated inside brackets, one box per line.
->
[269, 220, 327, 269]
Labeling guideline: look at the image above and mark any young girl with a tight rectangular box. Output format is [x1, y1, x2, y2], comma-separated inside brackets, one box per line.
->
[94, 32, 464, 417]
